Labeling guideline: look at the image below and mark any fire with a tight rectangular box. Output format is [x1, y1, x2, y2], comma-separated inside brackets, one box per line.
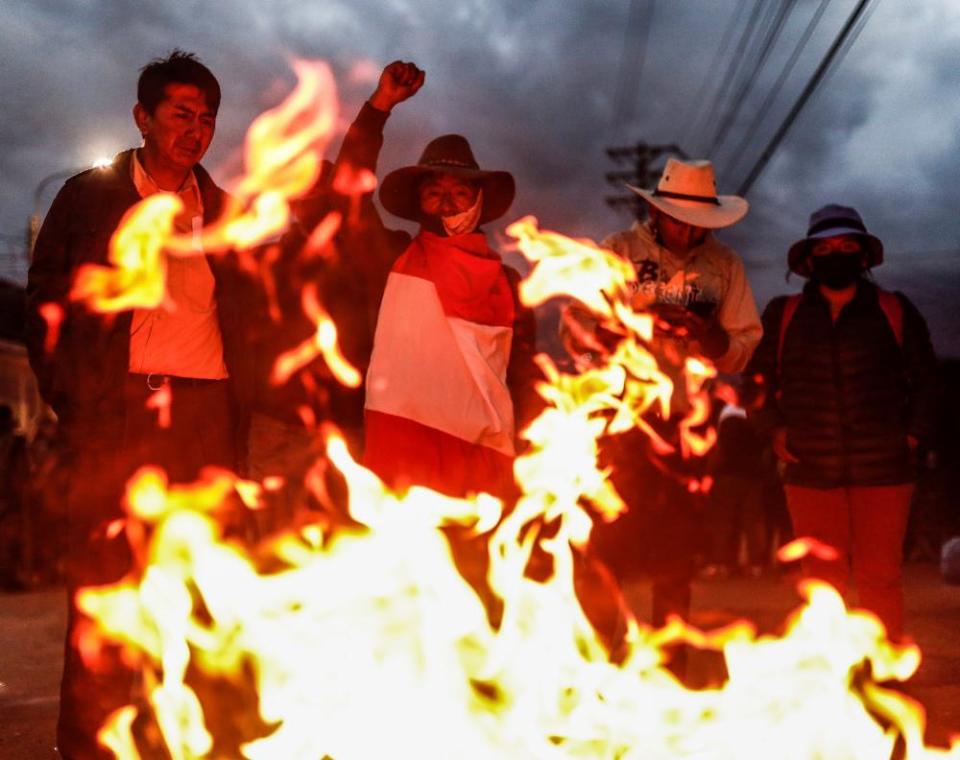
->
[71, 194, 179, 312]
[508, 216, 635, 320]
[270, 281, 362, 388]
[778, 537, 842, 563]
[146, 383, 172, 429]
[81, 434, 954, 759]
[38, 301, 64, 354]
[70, 75, 960, 759]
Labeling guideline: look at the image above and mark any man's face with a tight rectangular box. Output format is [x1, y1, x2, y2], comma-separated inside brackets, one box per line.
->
[418, 173, 479, 217]
[648, 205, 708, 257]
[134, 83, 216, 172]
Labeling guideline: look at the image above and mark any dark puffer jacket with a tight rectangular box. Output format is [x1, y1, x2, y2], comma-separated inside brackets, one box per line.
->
[747, 280, 940, 488]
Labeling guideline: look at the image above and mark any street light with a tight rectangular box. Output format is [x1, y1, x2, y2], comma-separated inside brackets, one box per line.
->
[26, 157, 114, 258]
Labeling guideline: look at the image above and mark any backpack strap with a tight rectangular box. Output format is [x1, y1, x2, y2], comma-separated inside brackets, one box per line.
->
[776, 294, 802, 374]
[777, 289, 903, 372]
[877, 289, 904, 348]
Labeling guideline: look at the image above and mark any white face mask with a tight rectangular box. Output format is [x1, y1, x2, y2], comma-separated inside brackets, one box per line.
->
[442, 189, 483, 236]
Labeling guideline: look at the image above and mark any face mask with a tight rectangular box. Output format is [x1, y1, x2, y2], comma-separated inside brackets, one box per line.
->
[810, 253, 864, 290]
[442, 189, 483, 236]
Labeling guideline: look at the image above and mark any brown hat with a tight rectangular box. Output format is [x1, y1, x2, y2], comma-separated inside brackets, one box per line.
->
[628, 157, 748, 229]
[379, 134, 515, 223]
[787, 204, 883, 277]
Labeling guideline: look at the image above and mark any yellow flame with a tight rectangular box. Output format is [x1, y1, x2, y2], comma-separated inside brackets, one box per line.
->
[78, 431, 955, 759]
[778, 537, 842, 563]
[71, 194, 179, 312]
[507, 215, 636, 319]
[270, 281, 362, 388]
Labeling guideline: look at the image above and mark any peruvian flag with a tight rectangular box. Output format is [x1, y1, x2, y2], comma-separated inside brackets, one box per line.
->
[363, 231, 517, 499]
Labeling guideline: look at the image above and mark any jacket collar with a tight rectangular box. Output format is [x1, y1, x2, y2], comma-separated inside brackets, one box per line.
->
[110, 148, 225, 224]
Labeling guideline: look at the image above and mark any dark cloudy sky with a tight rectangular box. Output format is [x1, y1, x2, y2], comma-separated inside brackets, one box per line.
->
[1, 0, 958, 355]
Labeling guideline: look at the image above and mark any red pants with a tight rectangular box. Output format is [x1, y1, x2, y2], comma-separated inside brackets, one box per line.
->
[784, 483, 913, 640]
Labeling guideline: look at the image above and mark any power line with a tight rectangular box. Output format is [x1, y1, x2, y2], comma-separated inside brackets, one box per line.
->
[736, 0, 877, 196]
[809, 0, 882, 92]
[609, 0, 655, 139]
[724, 0, 834, 182]
[691, 0, 768, 154]
[707, 0, 800, 157]
[679, 1, 750, 148]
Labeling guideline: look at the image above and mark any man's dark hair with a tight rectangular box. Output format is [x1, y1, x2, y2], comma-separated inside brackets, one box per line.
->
[137, 49, 221, 115]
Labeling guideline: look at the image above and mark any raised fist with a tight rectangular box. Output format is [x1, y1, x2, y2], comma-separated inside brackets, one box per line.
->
[369, 60, 425, 112]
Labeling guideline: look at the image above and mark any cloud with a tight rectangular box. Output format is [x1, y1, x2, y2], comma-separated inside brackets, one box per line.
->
[0, 0, 956, 353]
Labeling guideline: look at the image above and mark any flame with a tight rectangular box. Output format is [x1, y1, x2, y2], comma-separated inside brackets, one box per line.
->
[507, 216, 636, 319]
[146, 383, 172, 429]
[79, 431, 956, 759]
[778, 537, 842, 563]
[679, 356, 717, 459]
[270, 281, 362, 388]
[70, 83, 960, 759]
[302, 210, 342, 260]
[38, 301, 64, 354]
[71, 195, 179, 312]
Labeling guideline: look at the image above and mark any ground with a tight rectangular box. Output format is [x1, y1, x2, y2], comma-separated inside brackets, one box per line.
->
[1, 564, 957, 758]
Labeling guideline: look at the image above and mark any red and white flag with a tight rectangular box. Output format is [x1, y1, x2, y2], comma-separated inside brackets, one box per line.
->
[364, 231, 516, 498]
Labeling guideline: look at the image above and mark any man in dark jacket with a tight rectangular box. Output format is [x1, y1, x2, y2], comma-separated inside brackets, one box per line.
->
[25, 51, 243, 759]
[747, 204, 940, 641]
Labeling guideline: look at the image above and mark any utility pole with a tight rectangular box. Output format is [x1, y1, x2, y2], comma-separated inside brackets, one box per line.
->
[605, 141, 687, 218]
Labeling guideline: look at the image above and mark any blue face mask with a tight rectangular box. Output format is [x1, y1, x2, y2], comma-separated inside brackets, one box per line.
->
[810, 253, 864, 289]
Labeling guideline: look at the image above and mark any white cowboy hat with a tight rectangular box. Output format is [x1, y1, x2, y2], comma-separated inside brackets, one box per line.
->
[627, 157, 748, 229]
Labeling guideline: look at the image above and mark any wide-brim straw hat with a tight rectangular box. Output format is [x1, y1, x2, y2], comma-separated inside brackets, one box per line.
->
[379, 134, 515, 224]
[628, 157, 748, 229]
[787, 203, 884, 276]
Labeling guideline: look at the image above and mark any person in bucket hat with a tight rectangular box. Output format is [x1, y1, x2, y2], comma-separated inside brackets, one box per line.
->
[746, 203, 941, 640]
[558, 157, 761, 673]
[785, 203, 884, 278]
[318, 61, 541, 500]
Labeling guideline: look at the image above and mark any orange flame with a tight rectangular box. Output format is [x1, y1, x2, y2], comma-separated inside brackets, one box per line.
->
[145, 383, 172, 429]
[38, 301, 64, 354]
[302, 210, 342, 260]
[507, 215, 636, 319]
[778, 536, 842, 563]
[270, 281, 361, 388]
[80, 431, 955, 759]
[71, 195, 179, 312]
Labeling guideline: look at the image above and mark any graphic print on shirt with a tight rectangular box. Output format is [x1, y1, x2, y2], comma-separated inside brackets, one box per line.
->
[630, 259, 720, 318]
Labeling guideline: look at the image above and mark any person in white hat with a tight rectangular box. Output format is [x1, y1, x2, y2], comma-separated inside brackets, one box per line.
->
[562, 157, 761, 372]
[560, 158, 762, 667]
[746, 203, 941, 641]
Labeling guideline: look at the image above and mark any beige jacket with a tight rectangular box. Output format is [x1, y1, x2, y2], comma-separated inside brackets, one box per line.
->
[561, 221, 762, 373]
